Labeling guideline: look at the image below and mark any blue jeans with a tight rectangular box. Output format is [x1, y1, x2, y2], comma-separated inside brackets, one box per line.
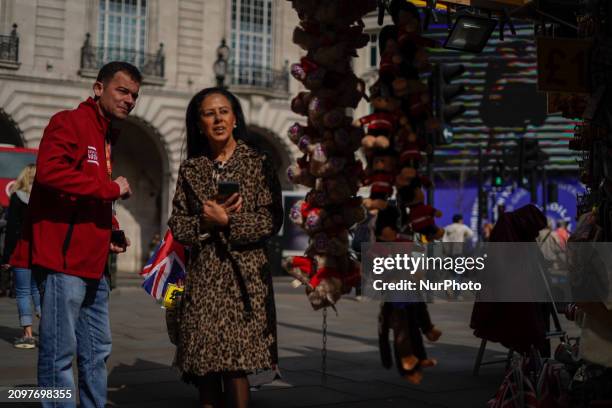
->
[13, 268, 41, 327]
[37, 270, 111, 408]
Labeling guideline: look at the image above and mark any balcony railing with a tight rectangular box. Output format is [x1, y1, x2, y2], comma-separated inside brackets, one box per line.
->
[79, 33, 165, 84]
[229, 63, 289, 95]
[0, 24, 19, 69]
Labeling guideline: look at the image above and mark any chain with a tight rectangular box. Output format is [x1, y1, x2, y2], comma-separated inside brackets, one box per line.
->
[321, 306, 328, 384]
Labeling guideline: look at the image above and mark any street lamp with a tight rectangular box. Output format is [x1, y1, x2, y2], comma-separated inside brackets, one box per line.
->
[213, 38, 230, 88]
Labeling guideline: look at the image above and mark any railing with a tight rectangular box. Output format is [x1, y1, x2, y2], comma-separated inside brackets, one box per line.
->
[229, 63, 289, 94]
[80, 33, 165, 80]
[0, 24, 19, 66]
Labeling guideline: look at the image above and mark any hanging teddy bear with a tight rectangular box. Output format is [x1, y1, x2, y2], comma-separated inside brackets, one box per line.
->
[393, 117, 431, 188]
[282, 255, 361, 310]
[362, 148, 397, 211]
[287, 155, 316, 188]
[397, 177, 444, 241]
[373, 205, 441, 384]
[358, 82, 401, 154]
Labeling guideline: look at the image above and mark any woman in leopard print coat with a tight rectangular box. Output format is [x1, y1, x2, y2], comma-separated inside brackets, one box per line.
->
[168, 87, 283, 407]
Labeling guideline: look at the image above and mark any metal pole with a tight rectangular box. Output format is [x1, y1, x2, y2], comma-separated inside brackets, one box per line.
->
[542, 165, 548, 212]
[477, 146, 483, 239]
[321, 307, 328, 384]
[530, 167, 538, 204]
[426, 139, 435, 206]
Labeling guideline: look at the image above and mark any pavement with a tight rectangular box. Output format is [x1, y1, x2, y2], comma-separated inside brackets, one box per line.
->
[0, 277, 579, 407]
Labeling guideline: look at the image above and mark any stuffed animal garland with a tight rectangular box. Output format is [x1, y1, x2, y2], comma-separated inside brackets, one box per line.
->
[357, 0, 443, 240]
[284, 0, 377, 310]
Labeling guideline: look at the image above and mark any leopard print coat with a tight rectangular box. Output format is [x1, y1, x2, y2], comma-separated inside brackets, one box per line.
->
[168, 140, 283, 377]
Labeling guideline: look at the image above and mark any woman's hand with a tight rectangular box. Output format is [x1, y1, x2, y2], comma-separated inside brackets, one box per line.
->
[220, 193, 242, 214]
[203, 193, 242, 226]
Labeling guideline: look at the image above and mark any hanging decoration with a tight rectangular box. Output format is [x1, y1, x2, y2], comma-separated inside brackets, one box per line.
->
[360, 0, 444, 384]
[283, 0, 377, 310]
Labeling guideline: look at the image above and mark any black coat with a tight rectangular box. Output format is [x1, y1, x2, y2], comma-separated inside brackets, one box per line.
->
[2, 192, 28, 264]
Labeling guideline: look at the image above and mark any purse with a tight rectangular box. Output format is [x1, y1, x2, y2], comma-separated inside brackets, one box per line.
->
[164, 283, 184, 345]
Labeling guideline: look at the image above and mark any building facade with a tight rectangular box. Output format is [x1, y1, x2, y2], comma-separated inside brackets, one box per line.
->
[0, 0, 381, 273]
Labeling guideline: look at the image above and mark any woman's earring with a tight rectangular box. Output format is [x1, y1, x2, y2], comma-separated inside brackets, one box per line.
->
[233, 123, 237, 129]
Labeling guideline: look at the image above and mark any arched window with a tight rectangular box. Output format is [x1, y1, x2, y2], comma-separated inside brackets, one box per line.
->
[230, 0, 273, 86]
[98, 0, 148, 67]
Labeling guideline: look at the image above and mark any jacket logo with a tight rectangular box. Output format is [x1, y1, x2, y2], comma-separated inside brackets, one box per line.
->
[87, 146, 99, 165]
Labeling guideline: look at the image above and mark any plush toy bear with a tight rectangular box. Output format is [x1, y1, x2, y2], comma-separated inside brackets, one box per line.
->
[374, 204, 401, 242]
[282, 254, 361, 310]
[291, 57, 327, 90]
[309, 155, 346, 178]
[333, 125, 364, 153]
[307, 96, 347, 130]
[287, 155, 316, 188]
[387, 0, 437, 55]
[363, 149, 397, 211]
[306, 231, 350, 257]
[358, 111, 398, 152]
[318, 174, 359, 204]
[316, 198, 367, 231]
[378, 302, 440, 384]
[308, 259, 361, 309]
[287, 122, 313, 145]
[370, 81, 402, 112]
[289, 200, 319, 230]
[395, 129, 429, 189]
[291, 91, 313, 116]
[397, 177, 444, 241]
[316, 74, 367, 109]
[291, 198, 365, 234]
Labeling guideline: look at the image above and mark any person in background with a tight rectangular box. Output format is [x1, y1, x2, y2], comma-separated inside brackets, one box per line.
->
[555, 219, 570, 250]
[0, 206, 9, 297]
[442, 214, 474, 258]
[481, 222, 494, 242]
[2, 164, 41, 348]
[443, 214, 474, 243]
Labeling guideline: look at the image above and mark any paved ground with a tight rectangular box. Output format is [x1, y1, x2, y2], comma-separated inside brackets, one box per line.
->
[0, 278, 578, 407]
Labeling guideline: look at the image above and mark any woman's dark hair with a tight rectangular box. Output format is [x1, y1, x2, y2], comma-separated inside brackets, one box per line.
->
[185, 87, 253, 159]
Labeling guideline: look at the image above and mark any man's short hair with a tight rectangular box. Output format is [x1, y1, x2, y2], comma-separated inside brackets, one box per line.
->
[452, 214, 463, 223]
[96, 61, 142, 84]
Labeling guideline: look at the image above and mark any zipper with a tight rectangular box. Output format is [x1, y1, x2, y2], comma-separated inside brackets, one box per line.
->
[62, 212, 78, 270]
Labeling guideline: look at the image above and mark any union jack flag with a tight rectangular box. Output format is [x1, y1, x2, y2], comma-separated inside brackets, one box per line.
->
[140, 229, 186, 300]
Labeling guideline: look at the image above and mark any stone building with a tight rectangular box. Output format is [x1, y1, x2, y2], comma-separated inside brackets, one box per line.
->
[0, 0, 380, 273]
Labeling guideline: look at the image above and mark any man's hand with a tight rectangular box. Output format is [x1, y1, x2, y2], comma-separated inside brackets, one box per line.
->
[113, 176, 132, 199]
[110, 236, 131, 254]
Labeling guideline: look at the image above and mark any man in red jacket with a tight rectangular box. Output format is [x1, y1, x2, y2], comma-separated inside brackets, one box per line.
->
[15, 61, 140, 407]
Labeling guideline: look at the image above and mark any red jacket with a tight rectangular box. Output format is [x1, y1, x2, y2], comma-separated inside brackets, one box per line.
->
[10, 98, 120, 279]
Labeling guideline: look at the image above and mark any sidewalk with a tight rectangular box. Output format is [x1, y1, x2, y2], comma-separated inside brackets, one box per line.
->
[0, 277, 569, 407]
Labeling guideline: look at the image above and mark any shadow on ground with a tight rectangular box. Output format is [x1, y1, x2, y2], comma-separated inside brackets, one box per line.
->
[0, 325, 25, 345]
[105, 342, 505, 408]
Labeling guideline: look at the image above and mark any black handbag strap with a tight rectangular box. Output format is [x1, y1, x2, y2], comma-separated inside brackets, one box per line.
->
[216, 240, 252, 319]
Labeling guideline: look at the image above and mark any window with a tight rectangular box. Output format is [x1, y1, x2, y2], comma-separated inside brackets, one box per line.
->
[98, 0, 148, 67]
[369, 33, 378, 68]
[230, 0, 273, 86]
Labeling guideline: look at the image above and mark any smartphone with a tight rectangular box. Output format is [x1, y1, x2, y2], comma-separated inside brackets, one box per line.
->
[217, 181, 240, 203]
[111, 230, 128, 247]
